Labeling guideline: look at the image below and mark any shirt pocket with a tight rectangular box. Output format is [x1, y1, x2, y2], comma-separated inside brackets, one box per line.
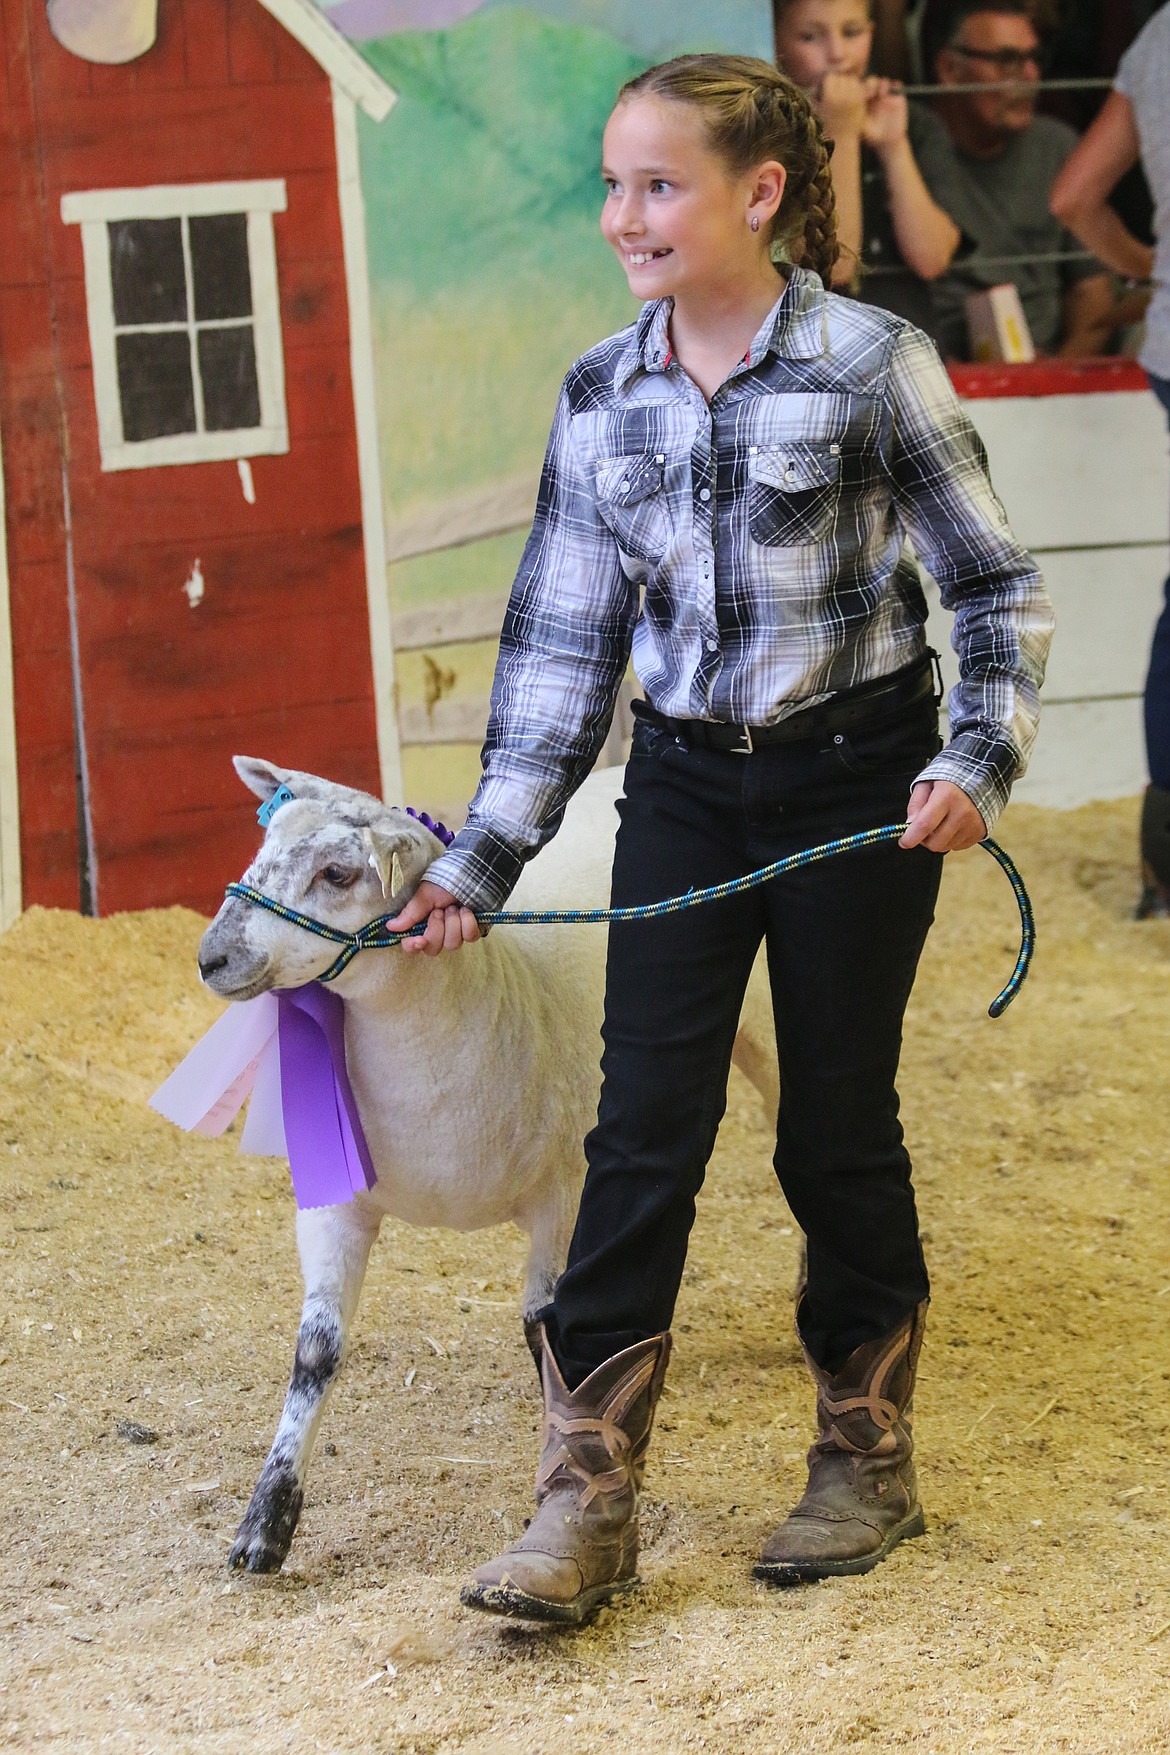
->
[747, 441, 842, 548]
[594, 452, 672, 565]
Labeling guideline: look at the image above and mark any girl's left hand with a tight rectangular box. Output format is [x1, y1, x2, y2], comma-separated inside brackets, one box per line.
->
[862, 77, 909, 152]
[900, 780, 987, 853]
[385, 881, 482, 956]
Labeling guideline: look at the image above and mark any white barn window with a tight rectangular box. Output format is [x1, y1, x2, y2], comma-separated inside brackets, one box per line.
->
[61, 180, 288, 472]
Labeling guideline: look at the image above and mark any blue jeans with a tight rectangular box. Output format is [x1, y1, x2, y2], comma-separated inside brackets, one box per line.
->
[1146, 373, 1170, 788]
[543, 692, 943, 1385]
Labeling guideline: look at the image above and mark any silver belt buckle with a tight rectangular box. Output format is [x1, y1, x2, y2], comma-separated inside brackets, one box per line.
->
[734, 724, 754, 755]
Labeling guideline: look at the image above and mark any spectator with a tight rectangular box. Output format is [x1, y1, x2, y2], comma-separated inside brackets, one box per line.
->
[1051, 1, 1170, 914]
[773, 0, 961, 340]
[1034, 0, 1155, 244]
[913, 0, 1118, 357]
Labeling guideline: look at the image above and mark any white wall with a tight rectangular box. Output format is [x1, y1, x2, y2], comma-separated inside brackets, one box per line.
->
[926, 389, 1170, 808]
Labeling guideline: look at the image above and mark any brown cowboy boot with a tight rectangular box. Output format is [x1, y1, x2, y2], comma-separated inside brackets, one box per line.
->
[461, 1325, 671, 1626]
[754, 1302, 927, 1586]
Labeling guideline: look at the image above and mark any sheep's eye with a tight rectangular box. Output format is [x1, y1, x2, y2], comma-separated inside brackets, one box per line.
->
[321, 864, 357, 887]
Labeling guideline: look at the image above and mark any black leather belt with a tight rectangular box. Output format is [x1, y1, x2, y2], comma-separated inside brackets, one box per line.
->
[658, 653, 939, 755]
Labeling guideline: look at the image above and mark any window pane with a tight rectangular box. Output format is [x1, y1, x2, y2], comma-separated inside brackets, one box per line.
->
[190, 214, 253, 322]
[116, 331, 196, 441]
[198, 325, 261, 431]
[109, 219, 187, 326]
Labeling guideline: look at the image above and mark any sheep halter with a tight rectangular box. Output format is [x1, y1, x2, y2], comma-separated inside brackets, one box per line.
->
[225, 823, 1035, 1019]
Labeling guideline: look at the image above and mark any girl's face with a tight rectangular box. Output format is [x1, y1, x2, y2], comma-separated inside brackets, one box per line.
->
[601, 96, 784, 304]
[774, 0, 873, 87]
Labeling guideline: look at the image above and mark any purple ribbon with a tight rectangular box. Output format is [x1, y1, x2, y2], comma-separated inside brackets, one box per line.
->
[275, 985, 378, 1209]
[405, 806, 455, 846]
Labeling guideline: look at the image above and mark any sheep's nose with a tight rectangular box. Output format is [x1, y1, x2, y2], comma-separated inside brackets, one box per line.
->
[198, 950, 229, 982]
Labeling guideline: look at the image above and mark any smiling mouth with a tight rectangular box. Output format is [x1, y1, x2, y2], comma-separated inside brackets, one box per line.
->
[627, 248, 673, 266]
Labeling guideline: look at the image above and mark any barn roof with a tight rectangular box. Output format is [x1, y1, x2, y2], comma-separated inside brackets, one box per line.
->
[257, 0, 397, 119]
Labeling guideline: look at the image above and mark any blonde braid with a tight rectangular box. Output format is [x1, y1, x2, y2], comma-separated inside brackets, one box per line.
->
[773, 90, 839, 288]
[801, 152, 841, 289]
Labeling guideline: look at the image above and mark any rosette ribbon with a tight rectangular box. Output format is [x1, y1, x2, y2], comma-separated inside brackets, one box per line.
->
[149, 984, 377, 1210]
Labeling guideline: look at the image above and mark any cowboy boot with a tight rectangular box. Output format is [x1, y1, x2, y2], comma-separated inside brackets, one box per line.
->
[754, 1302, 926, 1585]
[461, 1325, 671, 1626]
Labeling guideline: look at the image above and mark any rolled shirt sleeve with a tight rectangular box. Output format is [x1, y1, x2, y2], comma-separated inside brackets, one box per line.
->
[425, 387, 639, 912]
[882, 326, 1055, 831]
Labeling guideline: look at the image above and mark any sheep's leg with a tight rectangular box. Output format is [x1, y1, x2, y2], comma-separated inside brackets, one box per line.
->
[517, 1186, 577, 1365]
[229, 1200, 381, 1573]
[732, 947, 780, 1127]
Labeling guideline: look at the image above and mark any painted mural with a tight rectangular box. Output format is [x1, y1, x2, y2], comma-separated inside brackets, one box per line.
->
[0, 0, 770, 924]
[328, 0, 774, 817]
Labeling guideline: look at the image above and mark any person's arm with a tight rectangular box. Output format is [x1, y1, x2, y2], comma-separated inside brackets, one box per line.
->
[1057, 270, 1121, 357]
[865, 84, 961, 280]
[1049, 91, 1156, 285]
[881, 327, 1055, 839]
[816, 74, 868, 288]
[406, 386, 638, 924]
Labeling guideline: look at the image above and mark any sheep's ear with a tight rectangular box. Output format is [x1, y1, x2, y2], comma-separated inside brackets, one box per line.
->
[363, 824, 419, 901]
[233, 756, 291, 802]
[362, 827, 394, 899]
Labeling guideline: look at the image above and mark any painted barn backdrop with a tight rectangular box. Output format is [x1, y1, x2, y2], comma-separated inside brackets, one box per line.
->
[0, 0, 402, 923]
[0, 0, 771, 924]
[1, 0, 1168, 927]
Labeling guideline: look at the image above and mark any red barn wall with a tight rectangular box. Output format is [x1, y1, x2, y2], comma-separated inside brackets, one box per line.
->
[0, 0, 81, 907]
[0, 0, 382, 915]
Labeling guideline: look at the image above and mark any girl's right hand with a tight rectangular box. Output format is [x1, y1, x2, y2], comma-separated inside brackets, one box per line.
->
[816, 72, 868, 140]
[385, 882, 482, 956]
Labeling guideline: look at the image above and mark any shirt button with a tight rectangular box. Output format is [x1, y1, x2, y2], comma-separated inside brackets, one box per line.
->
[699, 488, 711, 502]
[619, 480, 630, 492]
[706, 639, 718, 652]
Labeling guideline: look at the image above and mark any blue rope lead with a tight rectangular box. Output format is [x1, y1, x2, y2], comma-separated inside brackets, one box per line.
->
[226, 822, 1034, 1017]
[977, 836, 1035, 1018]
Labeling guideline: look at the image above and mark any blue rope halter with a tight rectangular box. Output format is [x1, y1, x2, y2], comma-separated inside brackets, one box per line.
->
[225, 821, 1034, 1018]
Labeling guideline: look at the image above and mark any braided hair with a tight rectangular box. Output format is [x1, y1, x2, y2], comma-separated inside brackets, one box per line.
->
[618, 55, 840, 289]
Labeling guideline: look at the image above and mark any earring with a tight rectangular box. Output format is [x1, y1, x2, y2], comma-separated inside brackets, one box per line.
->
[750, 216, 760, 232]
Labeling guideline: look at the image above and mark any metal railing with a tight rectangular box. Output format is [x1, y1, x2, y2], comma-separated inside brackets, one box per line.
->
[900, 75, 1113, 96]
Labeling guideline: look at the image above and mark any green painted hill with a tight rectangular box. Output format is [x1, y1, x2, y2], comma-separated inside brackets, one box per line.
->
[357, 6, 646, 294]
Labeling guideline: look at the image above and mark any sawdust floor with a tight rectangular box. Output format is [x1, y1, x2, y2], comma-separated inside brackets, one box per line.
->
[1, 797, 1169, 1755]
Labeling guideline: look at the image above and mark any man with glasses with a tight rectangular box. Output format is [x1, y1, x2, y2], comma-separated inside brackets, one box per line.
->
[912, 0, 1116, 358]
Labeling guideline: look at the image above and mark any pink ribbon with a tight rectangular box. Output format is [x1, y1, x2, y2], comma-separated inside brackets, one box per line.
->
[150, 985, 377, 1210]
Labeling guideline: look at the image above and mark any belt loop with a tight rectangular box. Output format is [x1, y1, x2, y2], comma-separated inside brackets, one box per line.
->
[927, 647, 943, 706]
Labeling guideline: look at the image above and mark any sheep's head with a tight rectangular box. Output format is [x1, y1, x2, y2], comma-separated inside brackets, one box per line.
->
[197, 757, 447, 1000]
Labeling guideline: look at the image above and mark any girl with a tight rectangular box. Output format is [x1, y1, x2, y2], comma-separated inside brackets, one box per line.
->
[773, 0, 961, 338]
[389, 55, 1053, 1625]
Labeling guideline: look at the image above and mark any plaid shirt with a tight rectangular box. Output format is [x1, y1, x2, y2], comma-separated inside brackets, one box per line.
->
[429, 267, 1053, 912]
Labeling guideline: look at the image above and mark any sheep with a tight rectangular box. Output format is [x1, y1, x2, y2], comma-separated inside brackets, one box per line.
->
[196, 755, 777, 1573]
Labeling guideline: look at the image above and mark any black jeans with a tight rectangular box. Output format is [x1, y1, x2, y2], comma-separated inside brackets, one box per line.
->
[1146, 373, 1170, 789]
[542, 693, 944, 1388]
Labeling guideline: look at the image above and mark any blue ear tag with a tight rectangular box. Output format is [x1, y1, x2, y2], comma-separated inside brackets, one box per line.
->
[257, 784, 295, 826]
